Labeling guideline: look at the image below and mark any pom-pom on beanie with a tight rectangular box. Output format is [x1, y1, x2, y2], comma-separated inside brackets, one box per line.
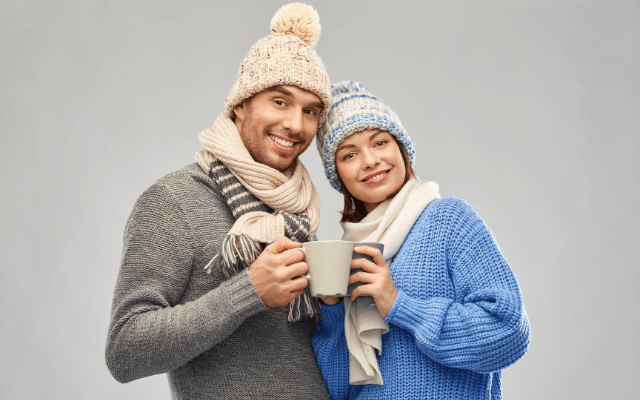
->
[225, 3, 331, 126]
[316, 81, 416, 191]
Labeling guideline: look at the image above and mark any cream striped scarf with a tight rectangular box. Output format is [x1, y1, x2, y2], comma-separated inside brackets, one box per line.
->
[195, 113, 321, 322]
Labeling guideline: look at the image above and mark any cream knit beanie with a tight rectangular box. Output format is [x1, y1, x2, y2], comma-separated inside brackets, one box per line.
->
[225, 3, 331, 125]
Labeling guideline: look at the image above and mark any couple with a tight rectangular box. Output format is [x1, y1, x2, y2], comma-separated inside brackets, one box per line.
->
[105, 3, 530, 399]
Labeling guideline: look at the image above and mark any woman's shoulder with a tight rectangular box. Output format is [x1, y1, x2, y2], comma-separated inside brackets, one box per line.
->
[408, 197, 483, 240]
[420, 197, 478, 222]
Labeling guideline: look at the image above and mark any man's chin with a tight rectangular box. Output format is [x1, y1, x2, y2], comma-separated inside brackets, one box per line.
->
[260, 155, 297, 173]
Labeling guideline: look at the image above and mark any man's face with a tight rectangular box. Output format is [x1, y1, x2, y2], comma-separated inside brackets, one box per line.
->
[233, 85, 323, 172]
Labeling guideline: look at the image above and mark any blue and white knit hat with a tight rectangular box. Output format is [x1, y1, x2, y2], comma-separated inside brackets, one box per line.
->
[316, 81, 416, 191]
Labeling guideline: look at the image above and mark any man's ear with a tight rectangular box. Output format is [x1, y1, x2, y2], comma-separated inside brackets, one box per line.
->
[233, 101, 246, 122]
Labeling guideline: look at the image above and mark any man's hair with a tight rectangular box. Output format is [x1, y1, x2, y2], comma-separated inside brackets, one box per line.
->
[338, 136, 416, 223]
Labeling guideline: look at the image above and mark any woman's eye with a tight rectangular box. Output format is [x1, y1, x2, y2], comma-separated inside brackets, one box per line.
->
[374, 140, 388, 147]
[343, 153, 355, 161]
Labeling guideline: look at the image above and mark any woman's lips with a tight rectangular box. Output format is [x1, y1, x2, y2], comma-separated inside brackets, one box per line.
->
[362, 170, 390, 184]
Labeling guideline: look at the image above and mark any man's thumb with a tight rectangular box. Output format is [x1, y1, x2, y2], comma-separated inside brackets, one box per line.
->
[267, 236, 301, 254]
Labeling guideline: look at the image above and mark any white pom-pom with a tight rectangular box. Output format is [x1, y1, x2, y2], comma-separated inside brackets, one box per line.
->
[270, 3, 321, 48]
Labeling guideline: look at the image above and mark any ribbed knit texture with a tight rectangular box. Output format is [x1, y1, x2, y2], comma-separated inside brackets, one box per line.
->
[196, 113, 321, 241]
[340, 178, 440, 385]
[106, 163, 330, 399]
[195, 112, 322, 321]
[316, 81, 416, 191]
[312, 198, 530, 400]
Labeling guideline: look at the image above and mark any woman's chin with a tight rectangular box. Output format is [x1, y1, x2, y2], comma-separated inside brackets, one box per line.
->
[357, 193, 391, 210]
[356, 183, 400, 204]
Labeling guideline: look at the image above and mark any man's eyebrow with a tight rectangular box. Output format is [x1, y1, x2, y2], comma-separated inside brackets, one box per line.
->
[307, 100, 324, 110]
[265, 86, 323, 110]
[265, 86, 293, 96]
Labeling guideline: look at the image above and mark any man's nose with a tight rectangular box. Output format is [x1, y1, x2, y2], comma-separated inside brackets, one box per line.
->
[281, 108, 303, 134]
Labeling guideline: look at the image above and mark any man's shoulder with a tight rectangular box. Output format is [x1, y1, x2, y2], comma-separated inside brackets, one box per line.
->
[134, 163, 223, 211]
[153, 163, 210, 189]
[124, 163, 235, 248]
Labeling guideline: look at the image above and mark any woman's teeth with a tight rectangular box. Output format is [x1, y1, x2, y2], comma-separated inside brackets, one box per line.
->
[365, 172, 387, 182]
[269, 135, 294, 148]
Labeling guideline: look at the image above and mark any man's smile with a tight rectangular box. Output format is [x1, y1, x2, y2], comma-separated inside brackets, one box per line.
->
[269, 133, 297, 153]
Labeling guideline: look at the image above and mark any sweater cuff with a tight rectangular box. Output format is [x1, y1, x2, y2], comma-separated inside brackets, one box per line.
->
[319, 300, 345, 331]
[384, 290, 452, 342]
[222, 269, 267, 320]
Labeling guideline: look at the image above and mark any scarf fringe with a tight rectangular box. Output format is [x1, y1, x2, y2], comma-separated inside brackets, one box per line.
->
[203, 234, 262, 277]
[198, 139, 322, 322]
[288, 287, 321, 323]
[203, 233, 319, 322]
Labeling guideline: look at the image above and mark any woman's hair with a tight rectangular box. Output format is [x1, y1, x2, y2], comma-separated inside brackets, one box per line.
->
[339, 136, 415, 223]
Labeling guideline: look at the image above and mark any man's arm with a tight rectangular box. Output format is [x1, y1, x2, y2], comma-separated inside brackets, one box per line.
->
[105, 184, 308, 383]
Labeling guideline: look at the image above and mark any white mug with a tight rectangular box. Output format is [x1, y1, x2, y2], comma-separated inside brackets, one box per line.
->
[296, 240, 354, 297]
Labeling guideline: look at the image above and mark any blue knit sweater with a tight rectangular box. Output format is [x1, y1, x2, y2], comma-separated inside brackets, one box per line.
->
[312, 198, 530, 400]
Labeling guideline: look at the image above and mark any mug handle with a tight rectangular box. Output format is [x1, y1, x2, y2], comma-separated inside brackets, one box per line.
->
[295, 247, 311, 281]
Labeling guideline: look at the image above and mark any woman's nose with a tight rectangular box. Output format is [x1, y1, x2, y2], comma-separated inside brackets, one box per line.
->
[362, 149, 380, 168]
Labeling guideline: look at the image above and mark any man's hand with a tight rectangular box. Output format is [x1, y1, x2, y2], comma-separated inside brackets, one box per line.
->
[247, 236, 309, 307]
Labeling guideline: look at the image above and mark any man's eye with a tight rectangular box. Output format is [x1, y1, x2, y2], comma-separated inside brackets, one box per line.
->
[304, 109, 316, 115]
[275, 100, 286, 106]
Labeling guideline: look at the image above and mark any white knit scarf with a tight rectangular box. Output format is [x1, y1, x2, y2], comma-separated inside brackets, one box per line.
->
[340, 178, 440, 385]
[195, 112, 321, 321]
[196, 113, 320, 241]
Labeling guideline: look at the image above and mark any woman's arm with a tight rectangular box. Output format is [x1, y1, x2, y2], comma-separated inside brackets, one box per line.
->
[312, 301, 353, 400]
[384, 199, 531, 374]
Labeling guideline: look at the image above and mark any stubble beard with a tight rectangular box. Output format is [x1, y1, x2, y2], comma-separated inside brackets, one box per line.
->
[241, 103, 310, 173]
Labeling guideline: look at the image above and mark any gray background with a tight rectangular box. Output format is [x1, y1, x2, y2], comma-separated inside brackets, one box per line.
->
[1, 0, 638, 398]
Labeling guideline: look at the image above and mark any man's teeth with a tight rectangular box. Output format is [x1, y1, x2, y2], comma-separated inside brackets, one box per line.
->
[269, 135, 294, 147]
[366, 172, 386, 181]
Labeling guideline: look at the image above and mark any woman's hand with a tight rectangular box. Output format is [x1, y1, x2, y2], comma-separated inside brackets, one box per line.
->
[349, 246, 398, 318]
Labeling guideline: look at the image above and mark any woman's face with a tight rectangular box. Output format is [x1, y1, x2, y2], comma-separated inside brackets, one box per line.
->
[335, 129, 406, 213]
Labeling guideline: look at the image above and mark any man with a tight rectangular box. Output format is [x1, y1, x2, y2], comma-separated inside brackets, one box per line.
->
[105, 3, 332, 398]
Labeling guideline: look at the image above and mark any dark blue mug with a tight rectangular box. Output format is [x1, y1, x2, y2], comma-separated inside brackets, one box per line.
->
[346, 242, 385, 297]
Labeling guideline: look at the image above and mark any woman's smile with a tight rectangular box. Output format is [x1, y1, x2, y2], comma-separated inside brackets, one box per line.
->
[362, 169, 390, 184]
[335, 129, 407, 212]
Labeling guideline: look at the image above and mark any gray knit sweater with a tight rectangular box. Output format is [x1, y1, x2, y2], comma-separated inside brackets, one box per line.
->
[106, 163, 330, 399]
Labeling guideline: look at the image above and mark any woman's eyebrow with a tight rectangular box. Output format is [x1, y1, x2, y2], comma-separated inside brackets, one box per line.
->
[369, 130, 384, 141]
[337, 131, 387, 154]
[336, 143, 356, 153]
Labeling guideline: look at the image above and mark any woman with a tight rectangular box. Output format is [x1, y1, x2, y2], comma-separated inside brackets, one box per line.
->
[312, 81, 530, 399]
